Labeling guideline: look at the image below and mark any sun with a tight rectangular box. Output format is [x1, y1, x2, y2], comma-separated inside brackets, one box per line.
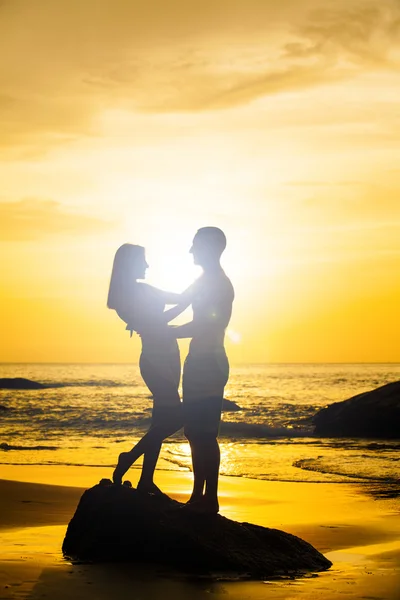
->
[143, 241, 201, 295]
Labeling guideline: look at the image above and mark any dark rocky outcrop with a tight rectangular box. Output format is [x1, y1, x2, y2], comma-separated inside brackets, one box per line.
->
[62, 481, 331, 579]
[313, 380, 400, 438]
[0, 378, 45, 390]
[0, 442, 58, 451]
[222, 398, 242, 412]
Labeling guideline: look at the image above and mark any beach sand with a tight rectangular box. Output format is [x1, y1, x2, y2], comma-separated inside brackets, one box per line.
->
[1, 464, 399, 600]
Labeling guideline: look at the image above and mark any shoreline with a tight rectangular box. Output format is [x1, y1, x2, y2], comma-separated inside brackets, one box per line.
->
[1, 466, 399, 599]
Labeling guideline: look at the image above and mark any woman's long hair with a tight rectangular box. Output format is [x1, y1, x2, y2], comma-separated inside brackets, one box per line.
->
[107, 244, 145, 310]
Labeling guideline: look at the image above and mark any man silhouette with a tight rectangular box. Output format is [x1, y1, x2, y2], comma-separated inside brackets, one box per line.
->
[174, 227, 234, 514]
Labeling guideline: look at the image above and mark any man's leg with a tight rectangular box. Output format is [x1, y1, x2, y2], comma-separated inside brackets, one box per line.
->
[184, 400, 207, 502]
[183, 397, 222, 513]
[186, 435, 206, 502]
[187, 433, 220, 512]
[203, 434, 220, 509]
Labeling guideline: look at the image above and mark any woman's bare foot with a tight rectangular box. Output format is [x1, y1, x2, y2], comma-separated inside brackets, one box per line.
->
[136, 481, 166, 496]
[112, 452, 133, 485]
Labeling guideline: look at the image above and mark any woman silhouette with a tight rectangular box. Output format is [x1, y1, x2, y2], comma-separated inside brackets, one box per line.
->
[107, 243, 188, 492]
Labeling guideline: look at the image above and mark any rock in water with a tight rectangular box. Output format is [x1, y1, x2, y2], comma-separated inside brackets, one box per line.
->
[313, 380, 400, 438]
[0, 378, 45, 390]
[222, 398, 242, 412]
[62, 482, 331, 579]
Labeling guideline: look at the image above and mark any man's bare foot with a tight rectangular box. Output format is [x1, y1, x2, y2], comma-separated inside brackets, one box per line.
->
[112, 452, 133, 485]
[182, 497, 219, 515]
[186, 493, 204, 504]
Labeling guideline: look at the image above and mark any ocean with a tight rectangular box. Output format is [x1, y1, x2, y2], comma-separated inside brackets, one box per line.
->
[1, 363, 399, 495]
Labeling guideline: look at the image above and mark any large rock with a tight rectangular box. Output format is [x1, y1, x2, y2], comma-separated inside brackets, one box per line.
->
[0, 377, 45, 390]
[313, 380, 400, 438]
[62, 481, 331, 579]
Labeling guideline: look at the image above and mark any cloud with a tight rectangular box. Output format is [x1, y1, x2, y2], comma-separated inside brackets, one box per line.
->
[0, 0, 399, 157]
[297, 187, 400, 226]
[0, 199, 113, 241]
[285, 1, 400, 68]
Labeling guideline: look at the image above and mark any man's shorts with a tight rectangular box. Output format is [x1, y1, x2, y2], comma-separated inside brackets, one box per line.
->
[182, 351, 229, 438]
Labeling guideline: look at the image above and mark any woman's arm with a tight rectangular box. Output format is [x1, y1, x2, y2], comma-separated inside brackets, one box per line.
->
[162, 299, 191, 323]
[146, 283, 194, 306]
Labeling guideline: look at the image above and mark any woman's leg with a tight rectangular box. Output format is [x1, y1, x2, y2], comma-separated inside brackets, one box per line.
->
[113, 414, 182, 485]
[136, 350, 181, 487]
[138, 443, 162, 490]
[112, 347, 182, 486]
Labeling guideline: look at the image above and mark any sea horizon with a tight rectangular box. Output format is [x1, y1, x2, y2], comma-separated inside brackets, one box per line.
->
[1, 361, 400, 366]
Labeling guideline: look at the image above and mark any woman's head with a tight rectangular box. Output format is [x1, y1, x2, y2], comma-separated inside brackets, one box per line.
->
[107, 244, 148, 309]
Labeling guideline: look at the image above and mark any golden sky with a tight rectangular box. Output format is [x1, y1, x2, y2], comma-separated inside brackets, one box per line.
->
[0, 0, 399, 363]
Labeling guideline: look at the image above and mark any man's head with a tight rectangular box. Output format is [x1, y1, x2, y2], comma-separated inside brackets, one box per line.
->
[190, 227, 227, 267]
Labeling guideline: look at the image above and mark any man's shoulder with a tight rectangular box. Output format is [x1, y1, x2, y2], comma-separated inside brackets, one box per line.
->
[197, 270, 234, 300]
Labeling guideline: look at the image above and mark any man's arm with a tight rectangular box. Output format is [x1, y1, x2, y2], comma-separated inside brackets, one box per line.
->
[162, 299, 191, 323]
[173, 286, 233, 339]
[172, 320, 197, 338]
[150, 283, 195, 306]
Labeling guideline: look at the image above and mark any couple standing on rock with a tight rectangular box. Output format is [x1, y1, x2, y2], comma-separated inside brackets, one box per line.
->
[107, 227, 234, 515]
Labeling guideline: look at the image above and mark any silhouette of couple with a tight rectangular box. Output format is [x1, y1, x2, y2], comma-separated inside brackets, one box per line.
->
[107, 227, 234, 514]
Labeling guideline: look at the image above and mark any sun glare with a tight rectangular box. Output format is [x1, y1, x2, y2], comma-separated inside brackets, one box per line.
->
[145, 249, 201, 294]
[136, 225, 200, 293]
[226, 329, 242, 344]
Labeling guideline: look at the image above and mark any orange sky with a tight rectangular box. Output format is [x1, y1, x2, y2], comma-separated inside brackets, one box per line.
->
[0, 0, 399, 363]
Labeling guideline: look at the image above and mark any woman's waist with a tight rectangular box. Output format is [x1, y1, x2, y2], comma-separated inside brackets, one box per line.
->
[141, 335, 179, 354]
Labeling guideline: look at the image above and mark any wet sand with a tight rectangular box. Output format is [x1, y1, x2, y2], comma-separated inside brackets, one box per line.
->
[0, 464, 399, 599]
